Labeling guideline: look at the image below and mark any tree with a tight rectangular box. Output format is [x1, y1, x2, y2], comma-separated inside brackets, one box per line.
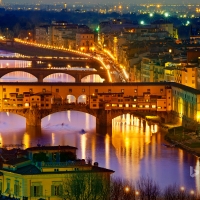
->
[110, 177, 136, 200]
[60, 172, 110, 200]
[33, 152, 49, 162]
[60, 151, 76, 162]
[136, 176, 160, 200]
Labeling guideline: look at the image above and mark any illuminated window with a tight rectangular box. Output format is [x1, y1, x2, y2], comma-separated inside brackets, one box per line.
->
[112, 104, 117, 107]
[158, 106, 162, 109]
[106, 104, 110, 107]
[134, 89, 137, 93]
[152, 105, 156, 108]
[82, 89, 85, 92]
[139, 105, 143, 108]
[160, 89, 163, 93]
[134, 99, 137, 102]
[24, 103, 29, 107]
[119, 104, 123, 107]
[121, 89, 124, 93]
[132, 104, 136, 107]
[42, 89, 46, 93]
[29, 88, 33, 93]
[145, 105, 149, 108]
[125, 104, 129, 107]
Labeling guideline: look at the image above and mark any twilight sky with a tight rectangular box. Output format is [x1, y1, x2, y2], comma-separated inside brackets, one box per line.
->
[3, 0, 200, 4]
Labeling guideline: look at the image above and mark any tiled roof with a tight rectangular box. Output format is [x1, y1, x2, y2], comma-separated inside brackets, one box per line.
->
[5, 157, 30, 165]
[1, 164, 114, 175]
[26, 145, 77, 151]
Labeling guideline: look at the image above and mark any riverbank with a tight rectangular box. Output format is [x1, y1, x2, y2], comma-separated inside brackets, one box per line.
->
[164, 126, 200, 157]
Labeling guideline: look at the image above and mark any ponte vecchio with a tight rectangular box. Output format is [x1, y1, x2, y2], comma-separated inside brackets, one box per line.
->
[0, 82, 199, 134]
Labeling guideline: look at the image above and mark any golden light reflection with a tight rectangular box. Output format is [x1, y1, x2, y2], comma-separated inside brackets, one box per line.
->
[0, 133, 3, 148]
[112, 114, 158, 181]
[48, 114, 51, 121]
[195, 158, 200, 191]
[105, 134, 110, 169]
[51, 132, 55, 145]
[80, 134, 87, 159]
[23, 132, 30, 149]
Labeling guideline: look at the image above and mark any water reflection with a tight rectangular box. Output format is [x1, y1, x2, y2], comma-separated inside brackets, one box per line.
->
[0, 111, 199, 192]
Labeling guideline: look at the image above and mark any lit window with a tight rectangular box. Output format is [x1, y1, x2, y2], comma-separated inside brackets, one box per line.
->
[132, 104, 136, 107]
[152, 105, 156, 108]
[119, 104, 123, 107]
[145, 105, 149, 108]
[125, 104, 129, 107]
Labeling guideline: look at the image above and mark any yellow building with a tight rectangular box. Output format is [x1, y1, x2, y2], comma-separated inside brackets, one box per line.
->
[141, 56, 165, 82]
[164, 62, 198, 89]
[76, 32, 95, 52]
[0, 146, 114, 200]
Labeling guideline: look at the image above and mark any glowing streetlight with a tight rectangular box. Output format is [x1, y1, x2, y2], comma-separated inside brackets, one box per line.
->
[149, 13, 153, 17]
[140, 21, 144, 25]
[125, 187, 130, 192]
[164, 12, 169, 17]
[180, 186, 185, 191]
[135, 191, 139, 195]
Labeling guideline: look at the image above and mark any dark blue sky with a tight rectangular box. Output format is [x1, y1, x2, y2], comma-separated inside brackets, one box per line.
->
[3, 0, 200, 4]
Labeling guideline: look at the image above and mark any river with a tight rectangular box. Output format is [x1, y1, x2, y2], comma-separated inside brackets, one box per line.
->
[0, 50, 199, 193]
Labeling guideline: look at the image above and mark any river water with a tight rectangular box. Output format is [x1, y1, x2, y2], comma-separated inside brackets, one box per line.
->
[0, 50, 199, 193]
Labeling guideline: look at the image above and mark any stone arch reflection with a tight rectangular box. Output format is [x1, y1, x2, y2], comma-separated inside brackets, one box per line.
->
[81, 74, 104, 83]
[44, 73, 75, 82]
[1, 71, 37, 82]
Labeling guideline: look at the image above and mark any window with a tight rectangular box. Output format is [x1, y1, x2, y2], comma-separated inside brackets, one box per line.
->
[51, 182, 63, 196]
[134, 89, 137, 93]
[3, 88, 6, 92]
[95, 89, 98, 93]
[160, 89, 163, 93]
[108, 89, 111, 93]
[31, 183, 42, 197]
[29, 88, 33, 93]
[42, 89, 46, 93]
[147, 89, 150, 92]
[69, 89, 72, 93]
[56, 89, 59, 93]
[82, 89, 85, 92]
[5, 179, 10, 193]
[121, 89, 124, 93]
[14, 180, 20, 196]
[93, 104, 96, 107]
[192, 80, 195, 84]
[16, 88, 19, 92]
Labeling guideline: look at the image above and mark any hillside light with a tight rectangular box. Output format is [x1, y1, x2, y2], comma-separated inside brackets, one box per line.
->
[140, 21, 144, 25]
[149, 13, 153, 17]
[164, 12, 169, 17]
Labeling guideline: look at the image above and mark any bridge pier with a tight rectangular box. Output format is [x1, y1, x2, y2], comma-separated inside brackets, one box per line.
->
[38, 74, 44, 82]
[25, 107, 42, 127]
[75, 74, 82, 83]
[96, 110, 112, 135]
[32, 60, 37, 68]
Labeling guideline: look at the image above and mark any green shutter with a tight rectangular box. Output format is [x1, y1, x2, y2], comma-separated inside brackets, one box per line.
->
[51, 185, 54, 196]
[30, 186, 34, 197]
[59, 185, 63, 196]
[0, 182, 2, 194]
[39, 185, 43, 196]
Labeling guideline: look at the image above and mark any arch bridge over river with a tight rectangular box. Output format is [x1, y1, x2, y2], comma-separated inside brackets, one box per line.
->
[0, 68, 109, 83]
[0, 82, 198, 133]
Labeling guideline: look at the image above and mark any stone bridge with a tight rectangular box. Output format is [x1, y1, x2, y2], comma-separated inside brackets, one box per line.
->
[2, 104, 174, 134]
[0, 56, 102, 68]
[0, 68, 109, 82]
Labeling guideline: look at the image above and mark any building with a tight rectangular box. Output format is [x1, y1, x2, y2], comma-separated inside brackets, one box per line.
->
[0, 146, 114, 200]
[76, 31, 95, 52]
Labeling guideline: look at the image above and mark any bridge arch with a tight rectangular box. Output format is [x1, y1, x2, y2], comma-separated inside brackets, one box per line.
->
[77, 95, 87, 104]
[66, 95, 76, 103]
[1, 71, 37, 82]
[43, 73, 75, 82]
[81, 74, 104, 83]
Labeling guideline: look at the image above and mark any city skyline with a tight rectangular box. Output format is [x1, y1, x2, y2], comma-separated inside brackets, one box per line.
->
[2, 0, 200, 5]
